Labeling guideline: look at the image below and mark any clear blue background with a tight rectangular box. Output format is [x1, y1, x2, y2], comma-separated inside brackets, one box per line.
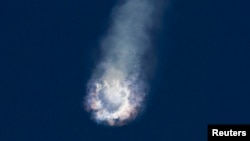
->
[1, 0, 249, 140]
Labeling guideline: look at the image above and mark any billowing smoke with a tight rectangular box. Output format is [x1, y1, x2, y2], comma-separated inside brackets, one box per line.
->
[85, 0, 158, 126]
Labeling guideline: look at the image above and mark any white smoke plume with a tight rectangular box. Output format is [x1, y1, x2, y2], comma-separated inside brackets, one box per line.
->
[85, 0, 158, 126]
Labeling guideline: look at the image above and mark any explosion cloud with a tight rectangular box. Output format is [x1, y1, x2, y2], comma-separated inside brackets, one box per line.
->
[85, 0, 157, 126]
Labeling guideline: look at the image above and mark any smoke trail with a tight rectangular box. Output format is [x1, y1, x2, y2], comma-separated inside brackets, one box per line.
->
[85, 0, 157, 126]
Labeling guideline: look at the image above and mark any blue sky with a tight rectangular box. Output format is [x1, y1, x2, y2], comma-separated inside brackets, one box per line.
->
[1, 0, 249, 141]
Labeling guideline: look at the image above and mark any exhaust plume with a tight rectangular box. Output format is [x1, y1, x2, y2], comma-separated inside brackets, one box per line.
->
[85, 0, 158, 126]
